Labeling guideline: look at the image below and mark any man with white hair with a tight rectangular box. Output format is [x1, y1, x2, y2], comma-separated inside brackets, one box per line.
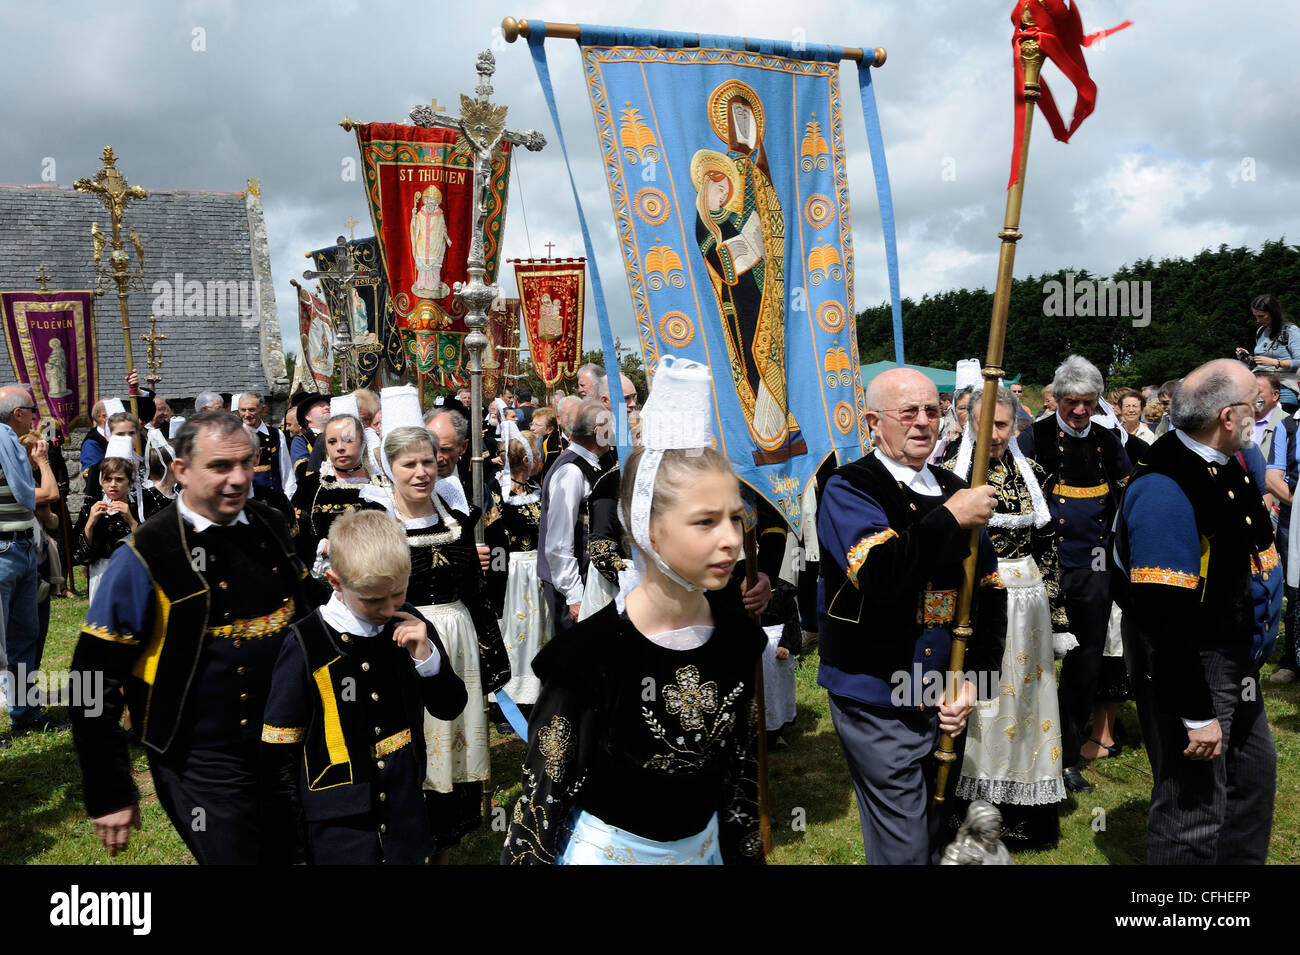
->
[194, 391, 225, 414]
[576, 363, 607, 402]
[818, 368, 1006, 863]
[1116, 359, 1279, 863]
[1018, 354, 1132, 793]
[236, 392, 296, 498]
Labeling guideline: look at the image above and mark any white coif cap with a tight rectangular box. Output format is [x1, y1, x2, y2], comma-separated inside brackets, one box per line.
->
[380, 385, 423, 441]
[331, 394, 359, 420]
[623, 354, 717, 592]
[638, 355, 714, 451]
[105, 434, 134, 462]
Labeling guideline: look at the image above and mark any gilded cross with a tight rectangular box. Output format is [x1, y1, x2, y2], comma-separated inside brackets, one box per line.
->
[140, 314, 167, 386]
[344, 215, 360, 240]
[544, 242, 555, 260]
[35, 265, 50, 292]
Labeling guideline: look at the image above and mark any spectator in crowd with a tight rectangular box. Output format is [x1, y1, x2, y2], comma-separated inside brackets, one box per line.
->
[1238, 293, 1300, 413]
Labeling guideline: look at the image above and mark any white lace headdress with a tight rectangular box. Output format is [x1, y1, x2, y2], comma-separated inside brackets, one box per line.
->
[497, 419, 537, 504]
[377, 385, 425, 484]
[619, 354, 715, 591]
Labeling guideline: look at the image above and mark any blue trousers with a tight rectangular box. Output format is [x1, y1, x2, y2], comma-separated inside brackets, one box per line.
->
[0, 537, 43, 726]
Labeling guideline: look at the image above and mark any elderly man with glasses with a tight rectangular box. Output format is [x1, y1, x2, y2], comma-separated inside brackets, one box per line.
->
[817, 367, 1006, 864]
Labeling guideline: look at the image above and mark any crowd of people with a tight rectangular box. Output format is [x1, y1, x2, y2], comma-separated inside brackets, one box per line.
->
[0, 292, 1293, 865]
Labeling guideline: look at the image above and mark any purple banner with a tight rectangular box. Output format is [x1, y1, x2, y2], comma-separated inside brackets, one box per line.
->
[1, 290, 98, 435]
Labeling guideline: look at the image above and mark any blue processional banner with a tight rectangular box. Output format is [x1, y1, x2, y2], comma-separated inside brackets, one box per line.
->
[577, 43, 871, 534]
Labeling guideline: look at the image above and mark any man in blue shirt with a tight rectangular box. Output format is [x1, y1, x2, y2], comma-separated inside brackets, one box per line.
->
[0, 385, 53, 744]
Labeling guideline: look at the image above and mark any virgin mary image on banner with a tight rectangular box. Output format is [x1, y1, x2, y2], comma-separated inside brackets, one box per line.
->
[692, 79, 805, 465]
[410, 184, 452, 300]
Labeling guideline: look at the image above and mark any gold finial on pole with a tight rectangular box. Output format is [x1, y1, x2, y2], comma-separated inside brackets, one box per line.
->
[934, 5, 1046, 805]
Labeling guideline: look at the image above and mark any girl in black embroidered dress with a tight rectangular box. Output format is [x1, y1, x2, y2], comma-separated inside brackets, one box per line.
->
[503, 444, 765, 865]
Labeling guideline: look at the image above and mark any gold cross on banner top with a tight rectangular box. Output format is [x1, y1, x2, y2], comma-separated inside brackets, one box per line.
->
[36, 265, 50, 291]
[344, 215, 359, 239]
[544, 242, 555, 259]
[429, 98, 447, 114]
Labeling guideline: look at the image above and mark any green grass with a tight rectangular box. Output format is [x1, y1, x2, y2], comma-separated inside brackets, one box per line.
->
[6, 582, 1298, 864]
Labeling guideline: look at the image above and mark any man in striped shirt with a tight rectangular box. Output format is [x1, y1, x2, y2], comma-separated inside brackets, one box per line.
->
[0, 385, 51, 745]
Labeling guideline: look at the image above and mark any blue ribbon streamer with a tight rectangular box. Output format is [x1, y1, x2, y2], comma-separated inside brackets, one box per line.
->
[856, 63, 905, 366]
[527, 23, 630, 456]
[494, 687, 530, 740]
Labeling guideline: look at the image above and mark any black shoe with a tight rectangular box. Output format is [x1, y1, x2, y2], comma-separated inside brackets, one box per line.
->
[1063, 766, 1094, 793]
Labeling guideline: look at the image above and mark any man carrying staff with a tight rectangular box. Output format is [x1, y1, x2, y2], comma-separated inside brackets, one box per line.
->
[70, 411, 313, 863]
[817, 368, 1006, 864]
[1116, 359, 1280, 864]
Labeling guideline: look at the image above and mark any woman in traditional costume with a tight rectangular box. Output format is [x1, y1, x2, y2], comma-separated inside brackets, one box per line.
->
[290, 402, 379, 572]
[503, 356, 766, 865]
[944, 385, 1070, 850]
[376, 386, 510, 862]
[484, 423, 550, 713]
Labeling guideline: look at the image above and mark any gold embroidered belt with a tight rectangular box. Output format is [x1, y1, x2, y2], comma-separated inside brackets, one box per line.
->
[1130, 566, 1199, 589]
[1054, 482, 1110, 499]
[207, 600, 295, 640]
[374, 728, 411, 758]
[1254, 544, 1281, 574]
[916, 589, 957, 627]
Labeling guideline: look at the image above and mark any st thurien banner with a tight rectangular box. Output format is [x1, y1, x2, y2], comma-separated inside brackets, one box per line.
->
[353, 122, 511, 383]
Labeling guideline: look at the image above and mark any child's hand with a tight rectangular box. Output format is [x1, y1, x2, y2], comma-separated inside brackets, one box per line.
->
[391, 610, 431, 661]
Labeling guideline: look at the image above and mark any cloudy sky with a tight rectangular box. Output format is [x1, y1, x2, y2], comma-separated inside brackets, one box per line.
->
[3, 0, 1296, 362]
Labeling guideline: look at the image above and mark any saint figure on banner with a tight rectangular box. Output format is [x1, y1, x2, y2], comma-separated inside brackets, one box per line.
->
[691, 80, 805, 465]
[410, 185, 452, 299]
[539, 291, 563, 341]
[44, 339, 71, 397]
[349, 287, 372, 343]
[308, 309, 335, 384]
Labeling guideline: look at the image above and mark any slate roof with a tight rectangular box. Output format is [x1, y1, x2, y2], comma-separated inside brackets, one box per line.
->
[0, 182, 279, 402]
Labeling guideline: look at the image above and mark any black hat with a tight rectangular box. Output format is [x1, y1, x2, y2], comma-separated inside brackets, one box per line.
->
[295, 393, 331, 432]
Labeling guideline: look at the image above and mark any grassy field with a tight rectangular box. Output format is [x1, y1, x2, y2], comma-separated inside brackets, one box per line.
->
[4, 582, 1298, 865]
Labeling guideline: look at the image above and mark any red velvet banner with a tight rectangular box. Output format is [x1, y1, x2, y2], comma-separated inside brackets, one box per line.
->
[514, 259, 584, 388]
[354, 123, 511, 335]
[296, 283, 334, 393]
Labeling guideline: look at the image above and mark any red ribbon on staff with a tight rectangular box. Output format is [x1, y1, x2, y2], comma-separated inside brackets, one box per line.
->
[1007, 0, 1132, 188]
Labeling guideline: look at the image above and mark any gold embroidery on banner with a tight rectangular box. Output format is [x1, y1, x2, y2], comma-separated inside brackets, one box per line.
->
[662, 666, 719, 731]
[538, 716, 574, 782]
[1130, 566, 1199, 589]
